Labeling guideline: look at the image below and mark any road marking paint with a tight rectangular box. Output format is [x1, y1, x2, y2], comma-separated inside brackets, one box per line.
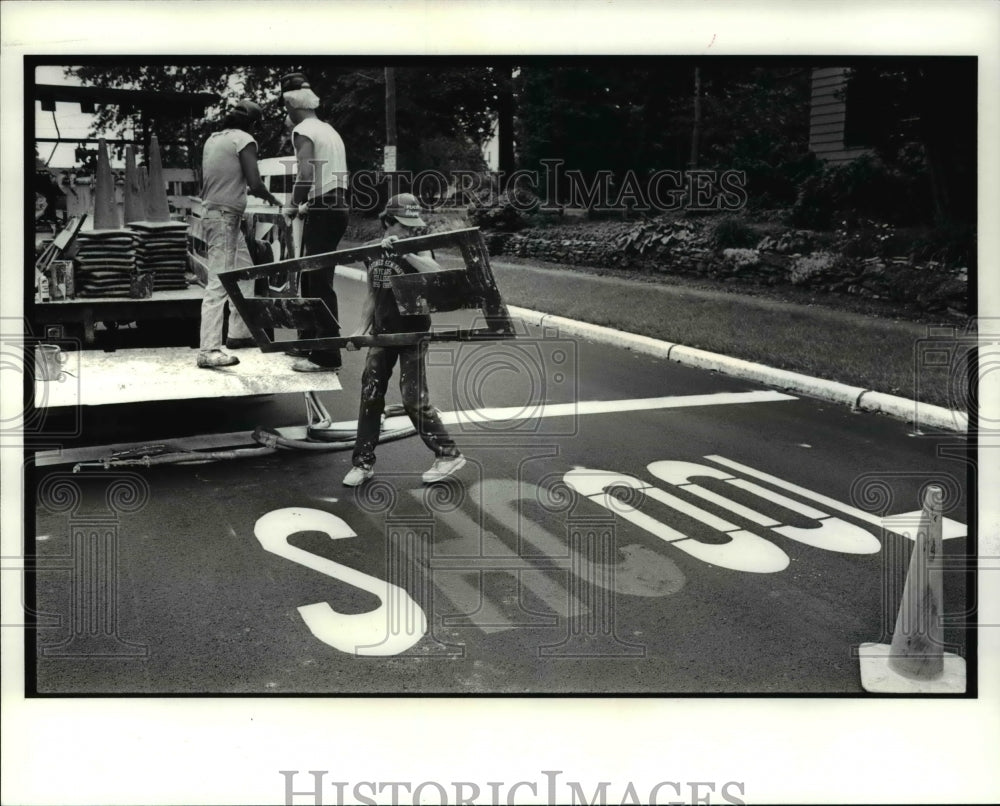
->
[725, 478, 830, 520]
[254, 508, 427, 656]
[479, 480, 686, 598]
[438, 390, 795, 426]
[652, 459, 881, 554]
[563, 467, 790, 574]
[705, 455, 966, 541]
[643, 486, 743, 533]
[673, 484, 781, 528]
[416, 491, 583, 634]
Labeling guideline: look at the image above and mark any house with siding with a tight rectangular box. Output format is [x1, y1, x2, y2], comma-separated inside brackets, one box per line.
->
[809, 67, 874, 164]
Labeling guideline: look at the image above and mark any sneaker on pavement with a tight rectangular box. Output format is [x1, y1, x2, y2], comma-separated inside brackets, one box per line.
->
[197, 350, 240, 368]
[421, 454, 467, 484]
[225, 337, 256, 349]
[343, 465, 374, 487]
[292, 358, 340, 373]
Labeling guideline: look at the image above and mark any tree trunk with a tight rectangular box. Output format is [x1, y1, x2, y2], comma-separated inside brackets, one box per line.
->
[498, 67, 516, 173]
[689, 66, 702, 169]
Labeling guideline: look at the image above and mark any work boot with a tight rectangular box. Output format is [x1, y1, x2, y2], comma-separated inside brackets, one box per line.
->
[343, 465, 374, 487]
[421, 454, 467, 484]
[292, 358, 339, 373]
[197, 350, 240, 368]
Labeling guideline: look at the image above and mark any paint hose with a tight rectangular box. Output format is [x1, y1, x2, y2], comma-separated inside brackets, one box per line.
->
[70, 405, 419, 469]
[72, 445, 278, 471]
[251, 422, 417, 452]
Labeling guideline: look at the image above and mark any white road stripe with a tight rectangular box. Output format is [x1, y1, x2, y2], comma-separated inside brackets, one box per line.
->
[438, 390, 795, 426]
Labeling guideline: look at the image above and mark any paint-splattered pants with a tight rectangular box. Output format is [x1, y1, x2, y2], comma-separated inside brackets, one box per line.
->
[352, 343, 460, 469]
[199, 208, 253, 351]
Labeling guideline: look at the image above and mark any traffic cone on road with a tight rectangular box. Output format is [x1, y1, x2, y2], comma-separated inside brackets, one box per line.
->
[123, 145, 145, 224]
[857, 484, 966, 692]
[144, 134, 171, 222]
[92, 138, 119, 230]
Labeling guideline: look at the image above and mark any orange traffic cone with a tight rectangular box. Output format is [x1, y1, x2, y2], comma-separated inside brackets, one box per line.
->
[123, 145, 145, 224]
[144, 134, 171, 222]
[92, 138, 119, 230]
[857, 485, 966, 692]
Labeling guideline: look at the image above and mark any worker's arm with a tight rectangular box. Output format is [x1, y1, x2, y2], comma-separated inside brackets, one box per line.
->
[238, 143, 281, 207]
[291, 133, 315, 207]
[346, 284, 376, 350]
[380, 236, 441, 273]
[400, 250, 441, 273]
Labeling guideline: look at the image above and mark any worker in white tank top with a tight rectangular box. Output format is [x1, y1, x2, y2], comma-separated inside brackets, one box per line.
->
[281, 72, 351, 372]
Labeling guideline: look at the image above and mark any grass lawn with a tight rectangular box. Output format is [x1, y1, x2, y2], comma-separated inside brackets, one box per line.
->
[481, 261, 958, 410]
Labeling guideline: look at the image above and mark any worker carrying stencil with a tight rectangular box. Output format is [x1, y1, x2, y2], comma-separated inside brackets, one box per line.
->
[342, 194, 467, 487]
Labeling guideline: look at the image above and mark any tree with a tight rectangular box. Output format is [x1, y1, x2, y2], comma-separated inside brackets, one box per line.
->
[67, 63, 287, 168]
[65, 61, 501, 176]
[844, 60, 976, 227]
[689, 63, 815, 206]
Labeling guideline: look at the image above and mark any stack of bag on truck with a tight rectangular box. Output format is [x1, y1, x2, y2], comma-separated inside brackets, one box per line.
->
[125, 137, 189, 295]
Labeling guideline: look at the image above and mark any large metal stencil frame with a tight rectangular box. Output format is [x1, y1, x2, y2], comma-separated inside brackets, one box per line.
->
[218, 227, 516, 350]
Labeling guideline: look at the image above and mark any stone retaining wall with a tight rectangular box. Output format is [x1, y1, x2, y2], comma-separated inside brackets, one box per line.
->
[487, 227, 967, 315]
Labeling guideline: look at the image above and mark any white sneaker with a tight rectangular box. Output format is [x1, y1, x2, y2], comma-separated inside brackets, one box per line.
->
[343, 465, 374, 487]
[421, 454, 467, 484]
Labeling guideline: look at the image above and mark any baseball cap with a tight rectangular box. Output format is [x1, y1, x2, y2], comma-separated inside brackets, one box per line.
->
[382, 193, 427, 227]
[230, 99, 263, 124]
[281, 72, 311, 93]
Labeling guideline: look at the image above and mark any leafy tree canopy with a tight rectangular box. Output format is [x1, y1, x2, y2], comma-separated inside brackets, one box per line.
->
[67, 62, 500, 174]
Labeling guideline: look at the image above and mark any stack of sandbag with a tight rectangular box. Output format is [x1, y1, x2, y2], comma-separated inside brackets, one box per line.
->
[130, 221, 190, 291]
[73, 230, 136, 297]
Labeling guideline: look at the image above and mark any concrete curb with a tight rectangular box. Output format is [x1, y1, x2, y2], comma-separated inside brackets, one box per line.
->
[334, 266, 966, 433]
[509, 307, 967, 434]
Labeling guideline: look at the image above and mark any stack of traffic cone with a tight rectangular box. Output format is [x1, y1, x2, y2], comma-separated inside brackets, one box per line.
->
[122, 145, 153, 298]
[857, 485, 966, 692]
[73, 139, 136, 298]
[122, 145, 145, 225]
[128, 135, 189, 292]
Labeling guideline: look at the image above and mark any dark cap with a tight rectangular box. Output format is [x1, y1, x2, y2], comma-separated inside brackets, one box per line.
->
[230, 99, 263, 124]
[382, 193, 427, 227]
[281, 72, 311, 93]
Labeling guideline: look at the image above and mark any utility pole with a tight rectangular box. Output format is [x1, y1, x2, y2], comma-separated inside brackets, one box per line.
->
[384, 66, 397, 172]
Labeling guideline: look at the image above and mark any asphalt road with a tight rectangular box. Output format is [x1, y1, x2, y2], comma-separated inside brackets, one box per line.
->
[28, 273, 972, 695]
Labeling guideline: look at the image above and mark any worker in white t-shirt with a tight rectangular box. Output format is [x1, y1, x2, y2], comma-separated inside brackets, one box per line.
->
[197, 99, 280, 368]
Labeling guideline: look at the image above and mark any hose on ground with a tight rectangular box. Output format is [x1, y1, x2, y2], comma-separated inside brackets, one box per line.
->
[71, 406, 417, 470]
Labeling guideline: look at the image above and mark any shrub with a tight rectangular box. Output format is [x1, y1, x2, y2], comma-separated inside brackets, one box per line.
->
[789, 251, 839, 284]
[720, 248, 761, 271]
[711, 216, 759, 249]
[467, 186, 539, 232]
[790, 155, 932, 230]
[909, 222, 976, 268]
